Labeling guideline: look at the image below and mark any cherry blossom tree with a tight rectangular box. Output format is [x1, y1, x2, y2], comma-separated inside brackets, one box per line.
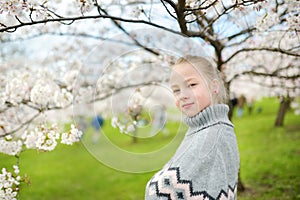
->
[0, 0, 299, 197]
[1, 0, 298, 115]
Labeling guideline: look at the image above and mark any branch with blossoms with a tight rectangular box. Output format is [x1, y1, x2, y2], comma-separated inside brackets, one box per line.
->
[0, 123, 82, 199]
[0, 165, 22, 199]
[0, 74, 166, 138]
[0, 70, 75, 137]
[93, 3, 161, 56]
[0, 124, 82, 156]
[0, 10, 182, 34]
[111, 88, 145, 135]
[226, 48, 300, 84]
[2, 0, 298, 71]
[230, 68, 300, 85]
[225, 47, 300, 64]
[0, 69, 83, 198]
[0, 31, 130, 44]
[0, 0, 267, 34]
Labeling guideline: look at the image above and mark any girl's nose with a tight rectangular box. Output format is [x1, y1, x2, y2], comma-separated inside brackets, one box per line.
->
[179, 91, 189, 100]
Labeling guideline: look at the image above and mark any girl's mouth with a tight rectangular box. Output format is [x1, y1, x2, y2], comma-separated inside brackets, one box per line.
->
[182, 103, 194, 109]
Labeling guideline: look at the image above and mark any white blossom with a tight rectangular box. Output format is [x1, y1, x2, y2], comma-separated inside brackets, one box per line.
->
[23, 130, 38, 149]
[23, 123, 83, 150]
[291, 101, 300, 115]
[0, 92, 7, 108]
[0, 138, 22, 156]
[36, 125, 60, 151]
[75, 0, 93, 13]
[23, 124, 60, 151]
[126, 124, 136, 133]
[119, 124, 126, 134]
[5, 77, 30, 105]
[74, 86, 94, 104]
[54, 88, 73, 107]
[0, 0, 24, 16]
[0, 165, 21, 200]
[63, 69, 79, 90]
[130, 6, 142, 18]
[26, 0, 41, 8]
[12, 166, 19, 175]
[61, 124, 83, 145]
[30, 79, 60, 107]
[256, 12, 280, 32]
[0, 0, 48, 22]
[287, 13, 299, 31]
[111, 117, 119, 128]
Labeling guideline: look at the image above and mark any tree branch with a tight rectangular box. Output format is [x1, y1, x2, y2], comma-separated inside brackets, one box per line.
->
[0, 111, 40, 138]
[225, 47, 300, 64]
[233, 76, 299, 91]
[228, 65, 300, 83]
[160, 0, 178, 20]
[226, 27, 256, 42]
[0, 14, 184, 36]
[95, 5, 161, 56]
[176, 0, 188, 34]
[0, 74, 166, 137]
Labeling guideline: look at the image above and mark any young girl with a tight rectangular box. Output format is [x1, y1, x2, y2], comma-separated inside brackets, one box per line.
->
[145, 56, 240, 200]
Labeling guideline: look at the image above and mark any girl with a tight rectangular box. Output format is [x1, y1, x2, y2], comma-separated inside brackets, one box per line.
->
[145, 56, 240, 200]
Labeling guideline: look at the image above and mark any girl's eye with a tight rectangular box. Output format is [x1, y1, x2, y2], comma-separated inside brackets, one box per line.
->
[172, 89, 180, 94]
[188, 83, 197, 87]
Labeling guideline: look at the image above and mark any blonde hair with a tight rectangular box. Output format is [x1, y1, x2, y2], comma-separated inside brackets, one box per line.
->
[173, 55, 228, 104]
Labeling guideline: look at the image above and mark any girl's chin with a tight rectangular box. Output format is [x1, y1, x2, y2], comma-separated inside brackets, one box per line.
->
[184, 111, 198, 117]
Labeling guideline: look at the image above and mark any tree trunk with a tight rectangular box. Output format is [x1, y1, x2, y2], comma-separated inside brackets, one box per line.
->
[237, 170, 246, 191]
[226, 82, 235, 120]
[132, 131, 138, 143]
[275, 96, 291, 127]
[228, 100, 235, 120]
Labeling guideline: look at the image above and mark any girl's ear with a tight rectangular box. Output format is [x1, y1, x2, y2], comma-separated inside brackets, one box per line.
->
[213, 79, 219, 94]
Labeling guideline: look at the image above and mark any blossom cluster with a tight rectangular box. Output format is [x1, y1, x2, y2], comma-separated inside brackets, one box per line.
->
[0, 165, 21, 200]
[23, 124, 60, 151]
[1, 68, 74, 108]
[75, 0, 93, 14]
[0, 0, 48, 20]
[255, 0, 300, 32]
[111, 116, 137, 134]
[291, 100, 300, 115]
[111, 89, 144, 134]
[0, 0, 26, 16]
[0, 123, 83, 156]
[61, 124, 83, 145]
[0, 136, 22, 156]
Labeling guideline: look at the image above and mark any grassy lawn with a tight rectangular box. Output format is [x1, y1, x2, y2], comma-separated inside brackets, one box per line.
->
[233, 98, 300, 200]
[1, 98, 299, 199]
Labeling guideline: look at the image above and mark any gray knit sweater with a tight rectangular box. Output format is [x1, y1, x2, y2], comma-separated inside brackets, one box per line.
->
[145, 104, 240, 200]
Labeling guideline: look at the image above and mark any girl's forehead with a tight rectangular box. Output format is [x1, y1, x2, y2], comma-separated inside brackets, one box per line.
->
[170, 63, 205, 85]
[171, 63, 202, 78]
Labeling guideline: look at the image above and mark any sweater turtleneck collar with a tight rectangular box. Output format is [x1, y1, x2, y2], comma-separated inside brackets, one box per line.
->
[183, 104, 232, 131]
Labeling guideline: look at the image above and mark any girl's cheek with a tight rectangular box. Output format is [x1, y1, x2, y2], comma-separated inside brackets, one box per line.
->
[174, 98, 180, 110]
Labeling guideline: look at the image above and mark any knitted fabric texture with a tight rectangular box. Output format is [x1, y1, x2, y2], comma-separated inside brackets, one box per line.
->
[145, 104, 240, 200]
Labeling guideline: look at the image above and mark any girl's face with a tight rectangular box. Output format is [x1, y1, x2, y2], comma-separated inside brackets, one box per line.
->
[170, 62, 212, 117]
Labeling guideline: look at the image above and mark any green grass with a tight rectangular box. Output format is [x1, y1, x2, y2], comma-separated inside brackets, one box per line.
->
[233, 97, 300, 200]
[1, 97, 299, 199]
